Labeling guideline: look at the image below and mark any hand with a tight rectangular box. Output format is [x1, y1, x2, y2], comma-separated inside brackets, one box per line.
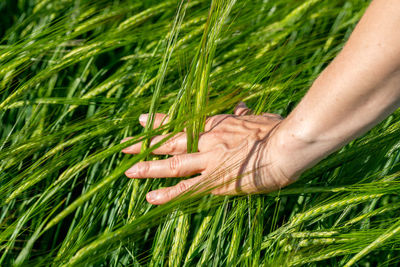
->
[121, 102, 297, 205]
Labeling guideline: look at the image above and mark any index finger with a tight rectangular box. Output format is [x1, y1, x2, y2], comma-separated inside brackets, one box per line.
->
[125, 152, 208, 178]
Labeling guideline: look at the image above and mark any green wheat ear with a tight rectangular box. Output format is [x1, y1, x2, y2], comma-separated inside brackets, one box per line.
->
[1, 0, 400, 266]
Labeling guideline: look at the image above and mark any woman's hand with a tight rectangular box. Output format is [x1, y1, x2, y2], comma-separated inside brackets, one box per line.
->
[121, 102, 297, 205]
[124, 0, 400, 205]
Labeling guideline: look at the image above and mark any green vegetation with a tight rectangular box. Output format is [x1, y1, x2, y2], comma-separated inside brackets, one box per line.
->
[1, 0, 400, 265]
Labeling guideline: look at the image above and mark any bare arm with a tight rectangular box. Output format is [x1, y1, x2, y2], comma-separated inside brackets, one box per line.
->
[122, 0, 400, 205]
[270, 0, 400, 180]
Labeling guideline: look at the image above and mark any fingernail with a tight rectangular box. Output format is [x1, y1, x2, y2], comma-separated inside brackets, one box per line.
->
[125, 165, 138, 176]
[237, 101, 247, 108]
[146, 191, 157, 202]
[139, 114, 148, 123]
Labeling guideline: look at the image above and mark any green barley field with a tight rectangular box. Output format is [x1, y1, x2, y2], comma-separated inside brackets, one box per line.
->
[1, 0, 400, 266]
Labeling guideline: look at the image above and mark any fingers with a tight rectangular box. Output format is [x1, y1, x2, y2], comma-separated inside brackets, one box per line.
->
[139, 113, 169, 129]
[146, 175, 203, 205]
[121, 132, 187, 155]
[125, 152, 208, 178]
[234, 101, 251, 116]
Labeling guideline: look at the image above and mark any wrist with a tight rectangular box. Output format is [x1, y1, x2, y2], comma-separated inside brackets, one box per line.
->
[266, 118, 330, 182]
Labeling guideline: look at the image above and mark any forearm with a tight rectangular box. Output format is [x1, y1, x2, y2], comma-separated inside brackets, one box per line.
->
[271, 0, 400, 179]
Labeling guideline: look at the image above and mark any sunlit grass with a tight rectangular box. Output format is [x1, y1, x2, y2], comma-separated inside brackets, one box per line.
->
[1, 0, 400, 266]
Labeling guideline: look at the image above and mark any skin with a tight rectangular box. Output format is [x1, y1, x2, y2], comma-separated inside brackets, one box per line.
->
[122, 0, 400, 205]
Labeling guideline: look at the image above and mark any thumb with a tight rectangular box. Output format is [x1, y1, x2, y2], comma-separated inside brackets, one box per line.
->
[234, 101, 251, 116]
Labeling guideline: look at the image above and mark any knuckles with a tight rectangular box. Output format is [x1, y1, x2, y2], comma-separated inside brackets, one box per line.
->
[169, 156, 182, 176]
[176, 181, 189, 194]
[137, 162, 150, 177]
[164, 136, 177, 153]
[221, 115, 237, 124]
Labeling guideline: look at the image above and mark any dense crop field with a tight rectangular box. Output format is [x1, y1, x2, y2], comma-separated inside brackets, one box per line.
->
[1, 0, 400, 266]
